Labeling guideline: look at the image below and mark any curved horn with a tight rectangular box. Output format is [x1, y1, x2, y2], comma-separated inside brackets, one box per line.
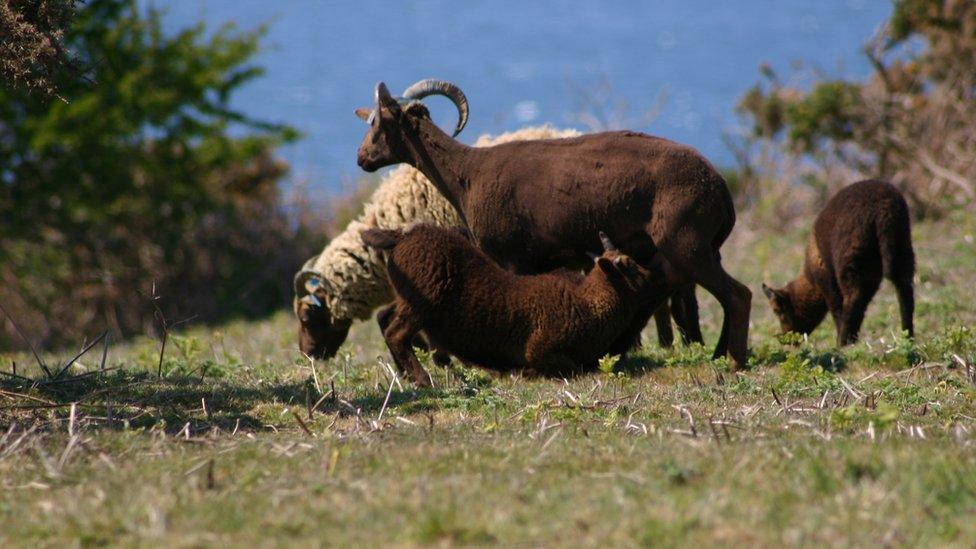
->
[401, 79, 469, 137]
[599, 231, 618, 253]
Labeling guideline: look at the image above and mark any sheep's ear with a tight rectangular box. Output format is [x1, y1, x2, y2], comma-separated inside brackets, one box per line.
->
[355, 107, 372, 121]
[376, 82, 401, 114]
[404, 101, 430, 119]
[761, 283, 775, 300]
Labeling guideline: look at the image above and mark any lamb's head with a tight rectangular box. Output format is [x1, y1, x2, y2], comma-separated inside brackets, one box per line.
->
[295, 271, 352, 359]
[762, 282, 803, 335]
[590, 232, 655, 296]
[355, 79, 469, 172]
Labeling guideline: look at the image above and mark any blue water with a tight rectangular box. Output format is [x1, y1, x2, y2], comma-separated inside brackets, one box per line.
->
[148, 0, 890, 192]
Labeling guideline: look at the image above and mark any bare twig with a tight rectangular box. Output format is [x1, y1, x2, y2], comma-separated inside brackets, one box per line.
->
[377, 371, 398, 423]
[54, 331, 107, 379]
[292, 411, 313, 437]
[0, 300, 52, 377]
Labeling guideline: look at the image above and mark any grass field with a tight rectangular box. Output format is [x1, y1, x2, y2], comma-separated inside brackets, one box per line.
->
[2, 211, 975, 547]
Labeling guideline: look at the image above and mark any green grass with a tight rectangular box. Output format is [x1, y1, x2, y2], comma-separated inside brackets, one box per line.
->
[2, 211, 976, 547]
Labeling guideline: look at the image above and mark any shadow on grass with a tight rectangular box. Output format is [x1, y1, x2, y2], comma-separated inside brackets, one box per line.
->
[0, 370, 310, 433]
[617, 354, 667, 375]
[0, 367, 457, 434]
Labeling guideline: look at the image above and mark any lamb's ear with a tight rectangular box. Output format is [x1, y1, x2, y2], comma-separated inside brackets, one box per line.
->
[761, 283, 775, 300]
[361, 228, 401, 250]
[355, 107, 372, 121]
[595, 257, 617, 276]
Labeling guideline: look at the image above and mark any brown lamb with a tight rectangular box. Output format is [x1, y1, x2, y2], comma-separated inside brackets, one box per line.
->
[355, 80, 751, 370]
[361, 224, 669, 386]
[763, 179, 915, 345]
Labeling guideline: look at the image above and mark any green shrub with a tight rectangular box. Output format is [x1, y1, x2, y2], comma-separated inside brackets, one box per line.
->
[0, 0, 324, 350]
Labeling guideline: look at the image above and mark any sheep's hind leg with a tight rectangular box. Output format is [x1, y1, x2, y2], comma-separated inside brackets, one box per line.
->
[379, 301, 433, 388]
[892, 275, 915, 339]
[658, 235, 751, 371]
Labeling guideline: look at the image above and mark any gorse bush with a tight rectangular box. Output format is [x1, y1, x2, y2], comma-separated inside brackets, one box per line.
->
[0, 0, 324, 350]
[732, 0, 976, 219]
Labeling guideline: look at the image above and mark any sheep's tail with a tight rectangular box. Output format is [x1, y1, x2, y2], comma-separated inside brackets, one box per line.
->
[361, 228, 402, 250]
[878, 199, 915, 281]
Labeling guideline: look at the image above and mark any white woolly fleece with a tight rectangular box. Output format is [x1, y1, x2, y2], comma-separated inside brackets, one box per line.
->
[296, 125, 582, 322]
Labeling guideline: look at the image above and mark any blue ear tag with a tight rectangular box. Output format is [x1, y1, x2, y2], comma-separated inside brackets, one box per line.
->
[304, 277, 322, 294]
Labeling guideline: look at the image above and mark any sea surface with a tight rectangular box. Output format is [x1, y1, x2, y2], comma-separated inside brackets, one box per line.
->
[147, 0, 891, 193]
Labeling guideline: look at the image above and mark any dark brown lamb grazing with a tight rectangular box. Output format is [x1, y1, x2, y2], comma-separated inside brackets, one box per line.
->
[361, 224, 669, 386]
[355, 80, 751, 370]
[763, 179, 915, 345]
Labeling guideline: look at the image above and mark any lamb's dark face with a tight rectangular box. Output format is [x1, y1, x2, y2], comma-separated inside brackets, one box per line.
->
[762, 283, 799, 335]
[595, 252, 655, 296]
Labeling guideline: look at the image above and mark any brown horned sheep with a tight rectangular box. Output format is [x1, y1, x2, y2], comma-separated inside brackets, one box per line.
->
[762, 179, 915, 345]
[361, 224, 669, 386]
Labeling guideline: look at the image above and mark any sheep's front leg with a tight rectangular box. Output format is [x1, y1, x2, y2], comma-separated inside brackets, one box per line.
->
[379, 301, 433, 388]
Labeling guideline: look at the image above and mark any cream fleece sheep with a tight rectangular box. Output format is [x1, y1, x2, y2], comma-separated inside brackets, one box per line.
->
[294, 125, 582, 322]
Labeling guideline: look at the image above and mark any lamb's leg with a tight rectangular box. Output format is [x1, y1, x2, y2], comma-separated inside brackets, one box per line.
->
[379, 301, 433, 388]
[892, 275, 915, 339]
[813, 268, 844, 334]
[377, 303, 395, 332]
[608, 305, 654, 356]
[381, 303, 452, 367]
[837, 273, 881, 346]
[837, 293, 868, 346]
[670, 285, 704, 345]
[653, 305, 674, 348]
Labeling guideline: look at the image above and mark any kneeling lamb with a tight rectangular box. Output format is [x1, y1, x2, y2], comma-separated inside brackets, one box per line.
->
[762, 179, 915, 345]
[362, 224, 667, 386]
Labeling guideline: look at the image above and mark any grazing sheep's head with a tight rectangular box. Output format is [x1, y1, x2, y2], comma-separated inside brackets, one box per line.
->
[762, 282, 801, 335]
[295, 273, 352, 359]
[591, 232, 656, 296]
[355, 79, 469, 172]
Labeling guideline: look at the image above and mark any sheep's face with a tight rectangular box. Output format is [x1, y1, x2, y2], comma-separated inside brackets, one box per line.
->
[762, 283, 800, 335]
[355, 83, 423, 172]
[296, 297, 352, 360]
